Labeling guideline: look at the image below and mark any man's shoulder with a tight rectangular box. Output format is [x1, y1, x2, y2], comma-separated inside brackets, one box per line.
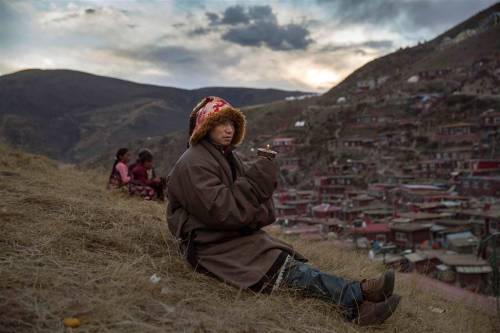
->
[179, 143, 211, 163]
[169, 143, 212, 173]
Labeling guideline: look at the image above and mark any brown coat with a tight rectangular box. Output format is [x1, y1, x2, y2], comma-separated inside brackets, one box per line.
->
[166, 140, 301, 289]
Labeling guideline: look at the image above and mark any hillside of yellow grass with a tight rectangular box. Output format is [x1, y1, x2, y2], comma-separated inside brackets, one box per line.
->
[0, 143, 498, 332]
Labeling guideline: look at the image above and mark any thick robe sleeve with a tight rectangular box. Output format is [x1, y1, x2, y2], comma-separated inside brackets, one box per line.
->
[184, 157, 277, 230]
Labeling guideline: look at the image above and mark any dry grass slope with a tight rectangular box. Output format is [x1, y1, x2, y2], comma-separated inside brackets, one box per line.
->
[0, 143, 498, 333]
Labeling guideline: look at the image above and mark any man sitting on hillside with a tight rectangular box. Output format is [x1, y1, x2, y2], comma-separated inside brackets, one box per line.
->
[166, 96, 401, 326]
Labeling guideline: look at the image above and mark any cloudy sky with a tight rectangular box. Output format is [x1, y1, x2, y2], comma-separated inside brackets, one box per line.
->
[0, 0, 497, 92]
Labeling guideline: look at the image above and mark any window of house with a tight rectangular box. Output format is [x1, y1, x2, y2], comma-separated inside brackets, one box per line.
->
[490, 221, 498, 231]
[395, 232, 407, 241]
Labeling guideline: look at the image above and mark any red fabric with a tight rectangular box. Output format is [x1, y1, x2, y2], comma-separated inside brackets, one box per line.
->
[131, 163, 153, 186]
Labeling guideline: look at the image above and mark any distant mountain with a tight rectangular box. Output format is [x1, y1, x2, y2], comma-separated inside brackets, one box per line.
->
[0, 69, 309, 161]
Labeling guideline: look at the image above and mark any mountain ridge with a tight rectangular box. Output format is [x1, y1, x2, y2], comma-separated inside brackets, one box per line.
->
[0, 68, 309, 162]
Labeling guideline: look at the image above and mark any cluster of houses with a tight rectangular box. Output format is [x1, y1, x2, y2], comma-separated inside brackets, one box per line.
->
[271, 166, 499, 294]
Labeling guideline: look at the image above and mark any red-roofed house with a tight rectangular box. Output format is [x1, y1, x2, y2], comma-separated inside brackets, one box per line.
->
[272, 137, 296, 154]
[351, 222, 391, 242]
[278, 156, 301, 172]
[435, 123, 480, 143]
[480, 109, 500, 129]
[390, 223, 432, 250]
[312, 203, 341, 219]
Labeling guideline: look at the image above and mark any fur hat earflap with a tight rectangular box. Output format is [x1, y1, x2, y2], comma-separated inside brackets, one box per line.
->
[189, 96, 246, 146]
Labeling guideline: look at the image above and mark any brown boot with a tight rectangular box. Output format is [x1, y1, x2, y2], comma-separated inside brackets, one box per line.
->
[361, 269, 395, 302]
[355, 294, 401, 326]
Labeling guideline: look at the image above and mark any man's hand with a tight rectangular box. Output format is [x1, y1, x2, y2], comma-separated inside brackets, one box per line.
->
[257, 147, 277, 159]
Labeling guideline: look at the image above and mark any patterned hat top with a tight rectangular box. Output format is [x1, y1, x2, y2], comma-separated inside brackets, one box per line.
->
[188, 96, 246, 146]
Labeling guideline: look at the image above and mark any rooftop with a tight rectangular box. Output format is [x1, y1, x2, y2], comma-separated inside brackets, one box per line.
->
[437, 254, 489, 267]
[439, 122, 476, 128]
[390, 223, 432, 232]
[312, 203, 341, 213]
[398, 212, 453, 221]
[456, 266, 493, 274]
[404, 252, 427, 263]
[449, 237, 479, 248]
[434, 219, 473, 227]
[352, 223, 390, 234]
[459, 208, 500, 219]
[311, 218, 345, 227]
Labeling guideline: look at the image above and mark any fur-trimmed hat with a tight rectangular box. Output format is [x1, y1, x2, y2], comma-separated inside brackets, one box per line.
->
[188, 96, 246, 146]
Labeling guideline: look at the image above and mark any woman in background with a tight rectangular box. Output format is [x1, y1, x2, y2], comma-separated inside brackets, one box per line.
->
[129, 149, 165, 200]
[108, 148, 131, 189]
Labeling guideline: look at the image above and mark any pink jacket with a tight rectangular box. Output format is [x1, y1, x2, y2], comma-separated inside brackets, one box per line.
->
[116, 162, 131, 183]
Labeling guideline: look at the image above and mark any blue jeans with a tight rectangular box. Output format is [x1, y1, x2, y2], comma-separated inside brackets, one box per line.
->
[282, 259, 364, 320]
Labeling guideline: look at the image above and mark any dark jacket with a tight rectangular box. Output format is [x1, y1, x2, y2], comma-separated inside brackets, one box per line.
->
[166, 139, 303, 289]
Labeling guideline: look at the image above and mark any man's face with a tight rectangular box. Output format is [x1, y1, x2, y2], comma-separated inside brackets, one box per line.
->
[209, 120, 235, 146]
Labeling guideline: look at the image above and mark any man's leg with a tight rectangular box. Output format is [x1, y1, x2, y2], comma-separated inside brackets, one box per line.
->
[281, 259, 363, 320]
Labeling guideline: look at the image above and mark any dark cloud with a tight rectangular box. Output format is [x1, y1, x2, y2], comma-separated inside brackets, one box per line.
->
[189, 27, 211, 36]
[215, 5, 277, 26]
[206, 12, 219, 25]
[204, 5, 312, 51]
[221, 5, 249, 25]
[223, 22, 312, 50]
[248, 5, 276, 23]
